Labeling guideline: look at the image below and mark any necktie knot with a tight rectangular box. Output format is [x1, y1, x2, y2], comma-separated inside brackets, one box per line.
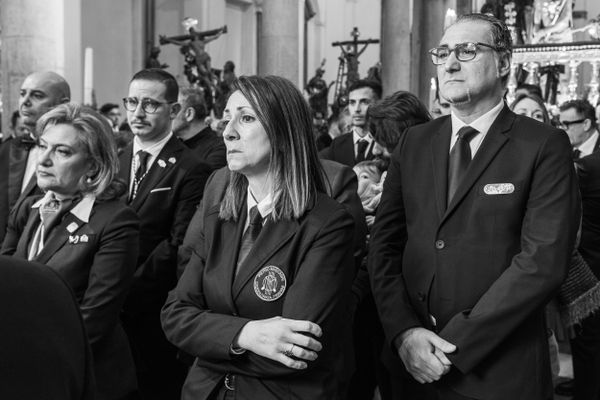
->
[457, 126, 479, 143]
[248, 206, 263, 228]
[135, 150, 150, 180]
[572, 148, 581, 160]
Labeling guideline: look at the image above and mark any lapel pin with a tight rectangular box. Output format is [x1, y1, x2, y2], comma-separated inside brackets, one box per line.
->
[68, 235, 80, 244]
[157, 159, 167, 168]
[80, 234, 89, 243]
[66, 222, 79, 233]
[168, 157, 176, 164]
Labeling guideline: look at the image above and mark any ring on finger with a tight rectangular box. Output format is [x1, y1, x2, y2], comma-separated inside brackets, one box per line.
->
[283, 344, 295, 357]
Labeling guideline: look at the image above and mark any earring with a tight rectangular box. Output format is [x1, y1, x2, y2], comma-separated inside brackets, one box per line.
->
[86, 176, 93, 183]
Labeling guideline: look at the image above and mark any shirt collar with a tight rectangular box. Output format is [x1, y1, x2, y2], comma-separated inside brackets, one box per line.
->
[577, 130, 599, 157]
[451, 100, 505, 137]
[32, 192, 96, 223]
[133, 131, 173, 159]
[246, 186, 274, 220]
[352, 129, 373, 144]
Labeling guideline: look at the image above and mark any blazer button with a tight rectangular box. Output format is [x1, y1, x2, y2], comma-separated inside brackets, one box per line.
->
[435, 239, 445, 249]
[417, 292, 426, 302]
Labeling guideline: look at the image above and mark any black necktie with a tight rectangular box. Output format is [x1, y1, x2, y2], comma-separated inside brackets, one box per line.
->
[235, 206, 263, 276]
[447, 126, 479, 204]
[356, 139, 369, 163]
[572, 148, 581, 160]
[130, 150, 150, 201]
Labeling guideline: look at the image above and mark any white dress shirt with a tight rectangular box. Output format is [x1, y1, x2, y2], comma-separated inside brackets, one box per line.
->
[450, 100, 504, 158]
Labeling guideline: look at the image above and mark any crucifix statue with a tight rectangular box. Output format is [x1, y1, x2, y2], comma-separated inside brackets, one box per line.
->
[332, 27, 379, 105]
[159, 17, 227, 112]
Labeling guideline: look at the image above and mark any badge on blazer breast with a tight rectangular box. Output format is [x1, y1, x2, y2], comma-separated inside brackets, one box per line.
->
[254, 266, 287, 302]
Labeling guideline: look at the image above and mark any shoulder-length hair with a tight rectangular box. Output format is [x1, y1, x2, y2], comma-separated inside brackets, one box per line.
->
[220, 75, 325, 221]
[36, 103, 126, 200]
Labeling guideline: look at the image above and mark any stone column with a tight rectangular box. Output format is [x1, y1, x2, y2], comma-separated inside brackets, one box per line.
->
[0, 0, 66, 134]
[257, 0, 300, 85]
[380, 0, 413, 96]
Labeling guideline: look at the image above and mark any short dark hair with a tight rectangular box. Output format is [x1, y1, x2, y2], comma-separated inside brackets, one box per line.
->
[452, 13, 513, 86]
[221, 75, 325, 221]
[559, 99, 597, 129]
[130, 68, 179, 102]
[367, 91, 431, 151]
[348, 79, 382, 100]
[179, 86, 208, 120]
[99, 103, 119, 115]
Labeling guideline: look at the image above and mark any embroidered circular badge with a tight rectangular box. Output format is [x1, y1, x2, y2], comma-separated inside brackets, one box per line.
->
[254, 266, 287, 302]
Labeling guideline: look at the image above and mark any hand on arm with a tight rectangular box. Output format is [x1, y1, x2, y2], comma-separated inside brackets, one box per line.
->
[397, 327, 456, 383]
[233, 316, 323, 370]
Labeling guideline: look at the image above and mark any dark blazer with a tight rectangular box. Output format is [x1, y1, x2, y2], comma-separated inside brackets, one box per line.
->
[1, 196, 139, 400]
[0, 139, 41, 243]
[119, 135, 211, 399]
[182, 125, 227, 171]
[576, 152, 600, 278]
[162, 168, 356, 400]
[0, 255, 95, 399]
[319, 132, 375, 167]
[119, 136, 211, 313]
[368, 107, 580, 400]
[178, 162, 367, 279]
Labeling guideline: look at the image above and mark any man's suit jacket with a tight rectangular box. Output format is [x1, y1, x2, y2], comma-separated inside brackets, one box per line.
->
[119, 136, 211, 315]
[183, 126, 227, 171]
[576, 152, 600, 278]
[162, 168, 356, 400]
[0, 139, 41, 243]
[0, 255, 95, 399]
[369, 107, 580, 400]
[1, 196, 139, 400]
[320, 132, 375, 167]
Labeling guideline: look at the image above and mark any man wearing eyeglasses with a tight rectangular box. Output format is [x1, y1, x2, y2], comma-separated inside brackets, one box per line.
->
[559, 99, 600, 160]
[119, 68, 211, 400]
[558, 98, 600, 399]
[369, 13, 579, 400]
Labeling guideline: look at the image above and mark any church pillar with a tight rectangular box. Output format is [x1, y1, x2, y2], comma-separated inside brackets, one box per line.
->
[257, 0, 300, 85]
[0, 0, 78, 134]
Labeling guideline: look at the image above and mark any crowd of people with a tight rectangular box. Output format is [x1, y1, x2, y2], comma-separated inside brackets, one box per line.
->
[1, 11, 600, 400]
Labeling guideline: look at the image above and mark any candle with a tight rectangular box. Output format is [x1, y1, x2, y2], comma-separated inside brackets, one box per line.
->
[83, 47, 93, 106]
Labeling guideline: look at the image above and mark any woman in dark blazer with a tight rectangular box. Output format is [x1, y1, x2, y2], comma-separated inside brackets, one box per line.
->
[161, 75, 356, 400]
[2, 103, 139, 400]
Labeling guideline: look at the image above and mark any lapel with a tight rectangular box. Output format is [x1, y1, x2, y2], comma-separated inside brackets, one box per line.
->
[593, 135, 600, 154]
[8, 144, 29, 208]
[430, 117, 453, 221]
[16, 207, 43, 259]
[213, 207, 247, 312]
[118, 144, 133, 203]
[34, 212, 87, 264]
[440, 107, 512, 224]
[338, 134, 356, 167]
[232, 214, 298, 300]
[129, 136, 184, 210]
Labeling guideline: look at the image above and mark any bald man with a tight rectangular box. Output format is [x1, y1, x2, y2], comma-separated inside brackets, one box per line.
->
[0, 71, 70, 243]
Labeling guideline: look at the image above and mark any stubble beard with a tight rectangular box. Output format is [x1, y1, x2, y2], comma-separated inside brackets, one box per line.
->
[442, 88, 471, 107]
